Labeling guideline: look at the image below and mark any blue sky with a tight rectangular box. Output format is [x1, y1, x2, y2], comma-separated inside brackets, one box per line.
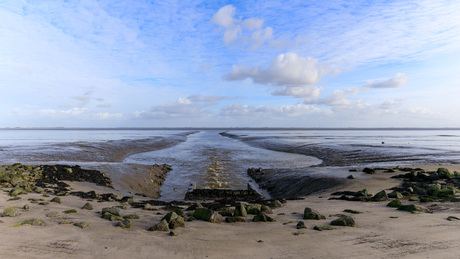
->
[1, 0, 460, 127]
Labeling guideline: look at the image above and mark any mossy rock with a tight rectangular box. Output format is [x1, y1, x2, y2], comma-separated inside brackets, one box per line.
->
[2, 207, 20, 217]
[169, 216, 185, 229]
[372, 190, 388, 201]
[149, 219, 169, 231]
[46, 211, 61, 218]
[388, 191, 404, 199]
[234, 203, 247, 217]
[247, 204, 262, 215]
[253, 212, 275, 222]
[408, 196, 420, 201]
[331, 215, 356, 227]
[398, 204, 431, 213]
[63, 209, 77, 214]
[313, 225, 334, 231]
[82, 203, 93, 210]
[117, 219, 132, 229]
[50, 197, 62, 204]
[387, 200, 403, 208]
[73, 221, 89, 229]
[218, 208, 233, 217]
[343, 209, 362, 214]
[261, 205, 273, 214]
[304, 207, 326, 220]
[15, 218, 46, 227]
[123, 214, 140, 220]
[173, 208, 185, 217]
[296, 221, 306, 229]
[9, 187, 26, 197]
[437, 168, 453, 178]
[59, 220, 73, 225]
[102, 207, 123, 217]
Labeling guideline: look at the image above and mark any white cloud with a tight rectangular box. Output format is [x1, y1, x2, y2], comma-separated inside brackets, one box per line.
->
[211, 5, 274, 49]
[225, 52, 335, 99]
[95, 112, 123, 120]
[364, 73, 408, 89]
[220, 103, 323, 117]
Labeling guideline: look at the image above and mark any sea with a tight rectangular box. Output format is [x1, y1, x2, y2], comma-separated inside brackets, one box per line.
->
[1, 128, 460, 200]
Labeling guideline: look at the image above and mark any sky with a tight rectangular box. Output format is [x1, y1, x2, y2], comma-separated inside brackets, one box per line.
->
[1, 0, 460, 128]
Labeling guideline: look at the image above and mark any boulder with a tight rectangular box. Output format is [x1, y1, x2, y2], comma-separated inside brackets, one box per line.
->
[398, 204, 431, 213]
[46, 211, 60, 218]
[9, 187, 26, 197]
[270, 200, 283, 208]
[387, 200, 403, 208]
[253, 212, 275, 222]
[437, 168, 453, 178]
[331, 215, 356, 227]
[296, 221, 306, 229]
[2, 207, 20, 217]
[162, 212, 179, 224]
[193, 208, 222, 223]
[82, 202, 93, 210]
[169, 217, 186, 229]
[261, 205, 273, 214]
[117, 219, 132, 229]
[218, 208, 233, 217]
[313, 225, 334, 231]
[362, 168, 375, 174]
[303, 207, 326, 220]
[73, 221, 89, 229]
[234, 203, 247, 217]
[17, 218, 46, 227]
[388, 191, 403, 199]
[247, 204, 262, 215]
[149, 219, 170, 231]
[347, 175, 356, 179]
[372, 190, 388, 201]
[102, 206, 123, 217]
[50, 197, 62, 204]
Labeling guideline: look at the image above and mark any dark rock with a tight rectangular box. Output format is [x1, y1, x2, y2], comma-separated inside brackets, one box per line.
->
[225, 217, 246, 223]
[149, 219, 169, 231]
[331, 215, 356, 227]
[16, 218, 46, 227]
[296, 221, 306, 229]
[73, 221, 89, 229]
[343, 209, 362, 214]
[117, 219, 131, 229]
[362, 168, 375, 174]
[50, 197, 62, 204]
[2, 207, 20, 217]
[102, 207, 123, 217]
[387, 200, 403, 208]
[372, 190, 388, 201]
[193, 208, 222, 223]
[247, 204, 262, 215]
[253, 212, 275, 222]
[313, 225, 334, 231]
[269, 200, 283, 208]
[388, 191, 403, 199]
[82, 202, 93, 210]
[347, 175, 356, 179]
[304, 207, 326, 220]
[261, 205, 273, 214]
[398, 204, 431, 213]
[234, 203, 247, 217]
[218, 208, 233, 217]
[447, 216, 460, 221]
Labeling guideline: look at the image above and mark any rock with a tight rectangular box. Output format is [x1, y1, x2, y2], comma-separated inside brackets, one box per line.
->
[82, 202, 93, 210]
[9, 187, 25, 196]
[247, 204, 262, 215]
[123, 214, 140, 220]
[331, 215, 356, 227]
[63, 209, 77, 214]
[296, 221, 306, 229]
[408, 196, 420, 201]
[50, 197, 62, 204]
[102, 212, 123, 221]
[225, 217, 246, 223]
[347, 175, 356, 179]
[102, 206, 123, 217]
[362, 168, 375, 174]
[219, 208, 233, 217]
[253, 212, 275, 222]
[193, 208, 222, 223]
[173, 208, 185, 217]
[372, 190, 388, 201]
[261, 205, 273, 214]
[437, 168, 453, 178]
[313, 225, 334, 231]
[343, 209, 362, 214]
[59, 220, 73, 224]
[144, 203, 153, 210]
[162, 212, 179, 224]
[234, 203, 247, 217]
[117, 219, 132, 229]
[270, 200, 283, 208]
[169, 217, 186, 229]
[23, 204, 30, 211]
[16, 218, 46, 227]
[447, 216, 460, 221]
[2, 207, 20, 217]
[73, 221, 89, 229]
[303, 207, 326, 220]
[46, 211, 60, 218]
[169, 231, 178, 236]
[388, 191, 404, 199]
[398, 204, 431, 213]
[387, 200, 403, 208]
[149, 219, 170, 231]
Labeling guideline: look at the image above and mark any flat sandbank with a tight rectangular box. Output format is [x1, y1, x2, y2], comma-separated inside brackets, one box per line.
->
[1, 165, 460, 258]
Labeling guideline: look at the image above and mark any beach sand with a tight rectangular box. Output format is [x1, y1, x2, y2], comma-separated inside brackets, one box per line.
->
[2, 165, 460, 258]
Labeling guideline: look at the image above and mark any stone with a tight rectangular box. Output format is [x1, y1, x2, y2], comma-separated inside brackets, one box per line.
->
[387, 200, 403, 208]
[9, 187, 25, 197]
[149, 219, 170, 231]
[303, 207, 326, 220]
[388, 191, 404, 199]
[362, 168, 375, 174]
[234, 203, 247, 217]
[63, 209, 77, 214]
[144, 203, 153, 210]
[296, 221, 306, 229]
[437, 168, 453, 178]
[162, 212, 179, 224]
[372, 190, 388, 201]
[102, 207, 123, 217]
[169, 216, 185, 229]
[173, 208, 185, 217]
[331, 215, 356, 227]
[50, 197, 62, 204]
[219, 208, 233, 217]
[225, 217, 246, 223]
[123, 214, 140, 220]
[82, 203, 93, 210]
[408, 196, 420, 201]
[313, 225, 334, 231]
[23, 204, 30, 211]
[270, 200, 283, 208]
[253, 212, 275, 222]
[59, 220, 73, 224]
[343, 209, 362, 214]
[398, 204, 431, 213]
[347, 175, 356, 179]
[261, 205, 273, 214]
[2, 207, 20, 217]
[117, 219, 132, 229]
[16, 218, 46, 227]
[46, 211, 60, 218]
[73, 221, 89, 229]
[193, 208, 222, 223]
[447, 216, 460, 221]
[247, 204, 262, 215]
[169, 231, 178, 236]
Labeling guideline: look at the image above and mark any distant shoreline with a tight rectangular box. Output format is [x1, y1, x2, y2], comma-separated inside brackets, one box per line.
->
[2, 127, 460, 131]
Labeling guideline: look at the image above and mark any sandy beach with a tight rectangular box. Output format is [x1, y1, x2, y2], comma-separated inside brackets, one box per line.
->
[1, 164, 460, 258]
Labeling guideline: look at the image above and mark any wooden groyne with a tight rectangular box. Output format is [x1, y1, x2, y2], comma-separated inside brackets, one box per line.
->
[184, 182, 263, 201]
